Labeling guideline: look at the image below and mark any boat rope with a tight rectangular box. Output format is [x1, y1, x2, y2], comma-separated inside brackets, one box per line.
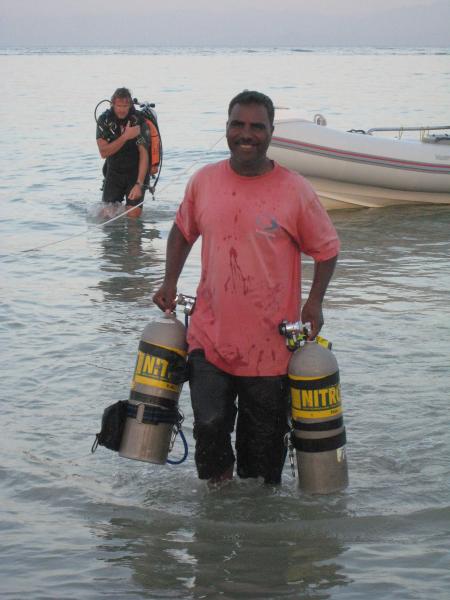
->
[1, 134, 225, 259]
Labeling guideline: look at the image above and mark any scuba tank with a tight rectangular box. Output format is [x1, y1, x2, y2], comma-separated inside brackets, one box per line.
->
[118, 294, 195, 464]
[279, 320, 349, 494]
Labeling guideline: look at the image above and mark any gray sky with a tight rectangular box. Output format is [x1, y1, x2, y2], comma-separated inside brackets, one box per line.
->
[1, 0, 449, 46]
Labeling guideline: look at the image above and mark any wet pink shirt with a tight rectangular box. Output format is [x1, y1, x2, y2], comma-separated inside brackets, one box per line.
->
[175, 160, 340, 376]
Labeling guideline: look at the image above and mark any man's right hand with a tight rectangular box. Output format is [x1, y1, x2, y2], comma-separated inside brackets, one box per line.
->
[153, 283, 177, 313]
[122, 121, 141, 141]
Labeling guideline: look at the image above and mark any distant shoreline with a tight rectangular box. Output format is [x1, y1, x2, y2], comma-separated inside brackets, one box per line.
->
[1, 45, 449, 56]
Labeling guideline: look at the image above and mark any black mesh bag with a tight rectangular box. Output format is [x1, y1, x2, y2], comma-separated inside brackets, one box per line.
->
[91, 400, 128, 453]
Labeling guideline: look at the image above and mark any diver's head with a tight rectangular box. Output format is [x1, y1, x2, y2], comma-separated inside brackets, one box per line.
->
[111, 87, 134, 121]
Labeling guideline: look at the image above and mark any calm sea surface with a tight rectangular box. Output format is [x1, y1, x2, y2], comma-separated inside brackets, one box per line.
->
[1, 47, 450, 599]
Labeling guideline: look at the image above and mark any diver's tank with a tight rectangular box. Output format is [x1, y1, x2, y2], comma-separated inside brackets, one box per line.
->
[119, 313, 188, 464]
[280, 321, 349, 494]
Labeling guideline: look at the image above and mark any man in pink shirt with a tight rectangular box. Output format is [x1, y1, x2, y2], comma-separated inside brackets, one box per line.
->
[153, 90, 340, 485]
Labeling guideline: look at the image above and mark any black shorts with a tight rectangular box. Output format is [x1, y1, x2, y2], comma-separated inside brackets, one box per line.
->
[102, 170, 146, 205]
[188, 350, 290, 484]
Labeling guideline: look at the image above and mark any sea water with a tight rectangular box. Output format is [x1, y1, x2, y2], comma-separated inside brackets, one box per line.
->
[1, 47, 450, 599]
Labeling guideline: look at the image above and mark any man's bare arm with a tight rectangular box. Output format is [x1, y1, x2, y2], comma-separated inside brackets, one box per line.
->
[128, 145, 149, 201]
[152, 224, 193, 312]
[96, 122, 140, 159]
[301, 254, 338, 339]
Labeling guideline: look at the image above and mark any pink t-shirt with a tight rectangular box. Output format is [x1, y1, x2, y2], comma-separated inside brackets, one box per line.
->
[175, 159, 340, 376]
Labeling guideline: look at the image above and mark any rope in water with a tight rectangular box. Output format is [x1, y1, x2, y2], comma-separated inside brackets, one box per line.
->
[2, 134, 225, 258]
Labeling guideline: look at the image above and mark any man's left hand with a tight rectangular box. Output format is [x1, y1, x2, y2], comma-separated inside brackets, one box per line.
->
[301, 298, 324, 340]
[128, 184, 143, 201]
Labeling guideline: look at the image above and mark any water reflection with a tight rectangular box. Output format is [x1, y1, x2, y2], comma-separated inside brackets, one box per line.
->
[93, 485, 351, 600]
[186, 498, 350, 600]
[94, 217, 163, 306]
[324, 205, 450, 310]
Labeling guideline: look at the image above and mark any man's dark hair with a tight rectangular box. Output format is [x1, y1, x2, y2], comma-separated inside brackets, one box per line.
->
[111, 87, 133, 103]
[228, 90, 275, 126]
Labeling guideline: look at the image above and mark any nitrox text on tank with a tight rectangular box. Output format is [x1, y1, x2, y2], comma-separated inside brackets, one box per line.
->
[279, 320, 349, 494]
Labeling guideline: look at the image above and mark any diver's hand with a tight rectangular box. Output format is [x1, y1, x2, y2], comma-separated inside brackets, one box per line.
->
[122, 122, 140, 140]
[153, 283, 177, 313]
[128, 184, 143, 201]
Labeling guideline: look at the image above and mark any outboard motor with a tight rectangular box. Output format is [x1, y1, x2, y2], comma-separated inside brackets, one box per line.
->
[279, 320, 349, 494]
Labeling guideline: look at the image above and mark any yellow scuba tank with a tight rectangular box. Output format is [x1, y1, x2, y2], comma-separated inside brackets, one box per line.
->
[279, 321, 349, 494]
[119, 294, 195, 464]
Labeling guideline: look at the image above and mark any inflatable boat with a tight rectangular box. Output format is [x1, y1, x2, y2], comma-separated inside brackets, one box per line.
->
[268, 116, 450, 209]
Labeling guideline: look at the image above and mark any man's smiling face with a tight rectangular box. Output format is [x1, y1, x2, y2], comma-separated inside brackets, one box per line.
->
[226, 102, 274, 175]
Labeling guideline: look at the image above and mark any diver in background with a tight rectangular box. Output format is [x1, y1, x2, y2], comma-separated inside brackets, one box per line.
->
[96, 87, 150, 215]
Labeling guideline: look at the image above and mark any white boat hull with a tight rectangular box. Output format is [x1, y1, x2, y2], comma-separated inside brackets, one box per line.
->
[268, 119, 450, 210]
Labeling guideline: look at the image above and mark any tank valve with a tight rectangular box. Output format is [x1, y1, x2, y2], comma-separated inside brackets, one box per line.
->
[279, 320, 332, 351]
[279, 320, 309, 351]
[175, 293, 196, 316]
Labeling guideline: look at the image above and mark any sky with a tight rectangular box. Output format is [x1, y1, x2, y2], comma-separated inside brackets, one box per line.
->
[0, 0, 449, 46]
